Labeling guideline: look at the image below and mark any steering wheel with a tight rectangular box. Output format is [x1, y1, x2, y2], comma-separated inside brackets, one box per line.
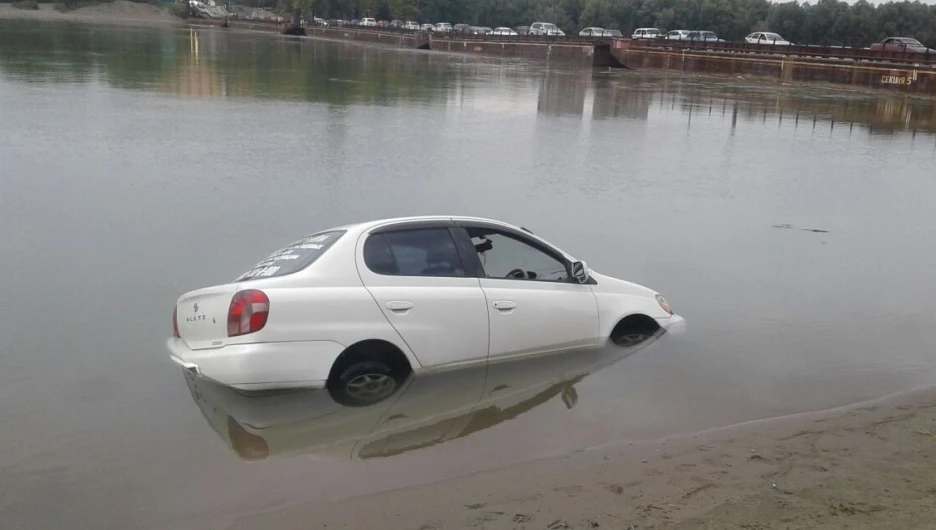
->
[506, 268, 529, 279]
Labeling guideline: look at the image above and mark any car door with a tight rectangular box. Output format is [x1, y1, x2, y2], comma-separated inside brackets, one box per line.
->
[455, 223, 600, 362]
[357, 222, 490, 370]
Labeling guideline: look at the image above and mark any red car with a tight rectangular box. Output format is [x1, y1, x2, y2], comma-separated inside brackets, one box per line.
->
[870, 37, 935, 54]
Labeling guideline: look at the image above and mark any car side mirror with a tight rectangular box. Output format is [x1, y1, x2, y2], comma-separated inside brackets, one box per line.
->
[571, 261, 590, 283]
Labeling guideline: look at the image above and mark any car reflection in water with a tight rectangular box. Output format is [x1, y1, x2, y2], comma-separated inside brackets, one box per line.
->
[184, 330, 668, 462]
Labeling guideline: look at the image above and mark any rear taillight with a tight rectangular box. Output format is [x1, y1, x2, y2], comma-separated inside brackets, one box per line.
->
[172, 306, 180, 338]
[227, 289, 270, 337]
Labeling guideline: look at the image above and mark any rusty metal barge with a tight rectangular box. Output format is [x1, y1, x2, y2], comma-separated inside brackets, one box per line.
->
[192, 20, 936, 96]
[611, 39, 936, 96]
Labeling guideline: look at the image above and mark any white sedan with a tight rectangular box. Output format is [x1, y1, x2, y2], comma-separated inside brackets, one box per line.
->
[745, 32, 792, 45]
[491, 27, 518, 36]
[168, 216, 684, 405]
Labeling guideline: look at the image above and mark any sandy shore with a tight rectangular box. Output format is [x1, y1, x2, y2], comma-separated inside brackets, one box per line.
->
[224, 386, 936, 529]
[0, 1, 180, 24]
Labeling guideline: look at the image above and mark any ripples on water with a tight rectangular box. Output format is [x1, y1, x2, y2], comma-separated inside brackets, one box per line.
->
[1, 19, 936, 530]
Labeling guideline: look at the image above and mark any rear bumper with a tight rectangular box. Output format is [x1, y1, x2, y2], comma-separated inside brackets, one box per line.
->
[167, 338, 345, 391]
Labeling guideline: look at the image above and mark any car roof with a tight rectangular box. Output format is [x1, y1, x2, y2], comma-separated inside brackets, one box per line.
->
[326, 215, 519, 233]
[320, 216, 575, 260]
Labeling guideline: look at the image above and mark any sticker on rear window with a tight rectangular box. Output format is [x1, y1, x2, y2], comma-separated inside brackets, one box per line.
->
[235, 230, 345, 282]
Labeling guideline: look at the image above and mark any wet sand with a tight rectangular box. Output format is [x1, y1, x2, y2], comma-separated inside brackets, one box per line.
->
[226, 386, 936, 529]
[0, 1, 179, 24]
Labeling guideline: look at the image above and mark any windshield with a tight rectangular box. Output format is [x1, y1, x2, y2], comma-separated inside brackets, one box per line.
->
[898, 38, 923, 45]
[763, 33, 782, 39]
[543, 23, 557, 30]
[235, 230, 345, 281]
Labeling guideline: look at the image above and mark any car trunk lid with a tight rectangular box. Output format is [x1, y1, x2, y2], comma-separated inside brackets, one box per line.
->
[176, 284, 237, 350]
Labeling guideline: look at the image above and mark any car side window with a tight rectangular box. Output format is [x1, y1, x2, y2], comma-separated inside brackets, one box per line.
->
[467, 228, 569, 282]
[364, 228, 465, 277]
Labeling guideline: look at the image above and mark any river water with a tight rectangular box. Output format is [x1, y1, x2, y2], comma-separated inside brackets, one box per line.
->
[2, 19, 936, 529]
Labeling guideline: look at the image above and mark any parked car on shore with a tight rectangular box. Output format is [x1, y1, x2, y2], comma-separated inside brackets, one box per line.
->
[516, 26, 530, 35]
[420, 23, 434, 31]
[167, 216, 684, 399]
[360, 17, 376, 27]
[579, 27, 605, 37]
[453, 23, 471, 34]
[664, 29, 691, 40]
[870, 37, 935, 54]
[602, 29, 623, 38]
[491, 27, 518, 36]
[632, 28, 661, 40]
[470, 26, 493, 36]
[745, 32, 791, 45]
[403, 21, 420, 30]
[434, 22, 453, 33]
[529, 22, 565, 36]
[686, 30, 725, 43]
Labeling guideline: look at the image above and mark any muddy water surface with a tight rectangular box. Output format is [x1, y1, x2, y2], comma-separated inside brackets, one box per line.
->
[2, 20, 936, 530]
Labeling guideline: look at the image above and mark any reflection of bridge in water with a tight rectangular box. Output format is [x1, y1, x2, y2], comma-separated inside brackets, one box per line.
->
[539, 72, 936, 137]
[159, 29, 225, 98]
[669, 85, 936, 137]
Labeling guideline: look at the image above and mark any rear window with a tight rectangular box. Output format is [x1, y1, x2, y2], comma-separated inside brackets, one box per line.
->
[235, 230, 345, 282]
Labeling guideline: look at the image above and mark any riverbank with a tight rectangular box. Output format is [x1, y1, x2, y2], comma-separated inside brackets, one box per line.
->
[227, 386, 936, 529]
[0, 1, 179, 24]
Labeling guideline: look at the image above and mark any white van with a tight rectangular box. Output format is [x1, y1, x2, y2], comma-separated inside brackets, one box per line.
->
[632, 28, 661, 40]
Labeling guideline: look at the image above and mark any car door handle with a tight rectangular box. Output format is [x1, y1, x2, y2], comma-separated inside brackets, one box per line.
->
[493, 301, 517, 311]
[385, 301, 414, 312]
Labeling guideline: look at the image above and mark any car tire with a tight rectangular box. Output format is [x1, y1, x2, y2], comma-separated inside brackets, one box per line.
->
[611, 331, 653, 347]
[328, 360, 403, 407]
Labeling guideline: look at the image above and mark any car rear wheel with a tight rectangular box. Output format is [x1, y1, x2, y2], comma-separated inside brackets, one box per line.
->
[328, 360, 403, 407]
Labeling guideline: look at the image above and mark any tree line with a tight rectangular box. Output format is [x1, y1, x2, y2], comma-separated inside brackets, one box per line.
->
[255, 0, 936, 48]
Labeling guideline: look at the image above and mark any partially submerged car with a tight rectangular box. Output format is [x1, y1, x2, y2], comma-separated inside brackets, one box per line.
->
[168, 216, 684, 405]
